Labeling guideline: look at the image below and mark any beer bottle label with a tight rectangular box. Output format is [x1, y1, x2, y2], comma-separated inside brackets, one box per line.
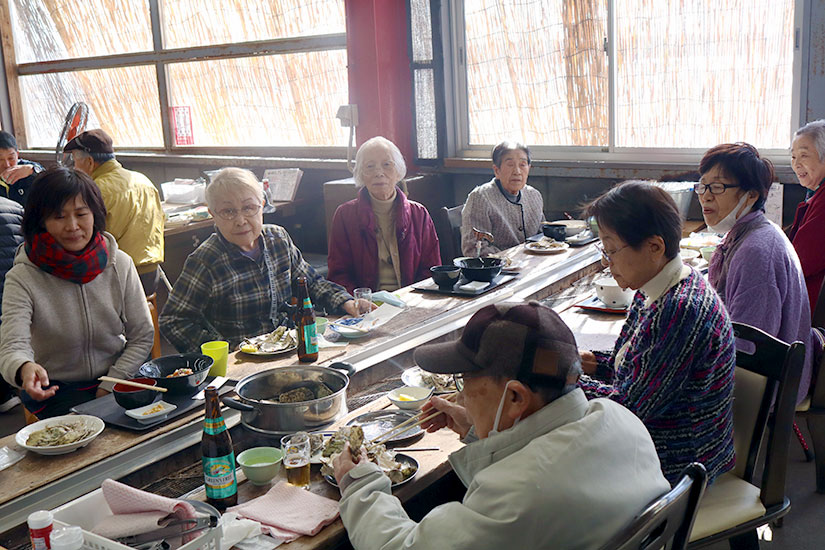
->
[203, 453, 238, 499]
[203, 417, 227, 435]
[302, 297, 312, 309]
[303, 323, 318, 354]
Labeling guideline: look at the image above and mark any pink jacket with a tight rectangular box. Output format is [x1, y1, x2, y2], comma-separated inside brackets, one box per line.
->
[327, 187, 441, 293]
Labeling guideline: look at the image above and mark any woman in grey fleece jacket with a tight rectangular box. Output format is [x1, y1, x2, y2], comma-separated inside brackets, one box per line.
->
[0, 167, 153, 418]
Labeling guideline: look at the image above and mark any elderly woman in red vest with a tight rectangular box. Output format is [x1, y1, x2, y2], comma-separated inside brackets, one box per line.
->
[327, 137, 441, 294]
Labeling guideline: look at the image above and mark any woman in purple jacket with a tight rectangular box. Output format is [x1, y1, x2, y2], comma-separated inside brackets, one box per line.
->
[327, 137, 441, 294]
[699, 142, 817, 402]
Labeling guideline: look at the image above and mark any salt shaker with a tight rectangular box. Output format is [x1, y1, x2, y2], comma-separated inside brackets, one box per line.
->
[28, 510, 54, 550]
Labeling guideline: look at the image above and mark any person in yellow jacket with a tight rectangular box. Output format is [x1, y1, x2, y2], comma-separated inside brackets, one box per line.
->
[65, 129, 164, 295]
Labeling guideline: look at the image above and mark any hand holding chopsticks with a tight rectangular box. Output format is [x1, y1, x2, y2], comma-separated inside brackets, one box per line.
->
[374, 393, 459, 445]
[98, 376, 167, 392]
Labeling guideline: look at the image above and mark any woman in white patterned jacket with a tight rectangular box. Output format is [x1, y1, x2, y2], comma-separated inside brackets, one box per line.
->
[459, 141, 545, 256]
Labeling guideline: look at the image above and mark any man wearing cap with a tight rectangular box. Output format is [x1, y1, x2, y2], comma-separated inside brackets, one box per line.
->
[0, 130, 43, 207]
[65, 129, 164, 295]
[332, 301, 671, 550]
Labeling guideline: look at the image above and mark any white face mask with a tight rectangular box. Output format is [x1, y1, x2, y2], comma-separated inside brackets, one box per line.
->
[488, 380, 521, 437]
[707, 193, 752, 235]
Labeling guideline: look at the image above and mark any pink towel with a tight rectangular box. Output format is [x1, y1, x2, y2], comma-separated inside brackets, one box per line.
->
[91, 479, 198, 541]
[228, 482, 339, 542]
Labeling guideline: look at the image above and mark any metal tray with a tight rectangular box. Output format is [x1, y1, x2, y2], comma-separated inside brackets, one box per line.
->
[322, 452, 418, 489]
[71, 377, 236, 431]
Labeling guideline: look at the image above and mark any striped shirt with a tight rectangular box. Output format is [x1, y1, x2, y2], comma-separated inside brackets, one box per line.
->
[160, 225, 352, 353]
[578, 266, 736, 485]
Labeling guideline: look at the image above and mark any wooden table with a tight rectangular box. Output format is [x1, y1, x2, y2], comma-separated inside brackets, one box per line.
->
[0, 243, 601, 533]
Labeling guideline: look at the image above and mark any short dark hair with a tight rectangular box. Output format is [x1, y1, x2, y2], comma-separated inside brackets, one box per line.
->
[492, 141, 531, 167]
[584, 180, 682, 260]
[23, 167, 107, 245]
[699, 143, 773, 210]
[0, 131, 18, 151]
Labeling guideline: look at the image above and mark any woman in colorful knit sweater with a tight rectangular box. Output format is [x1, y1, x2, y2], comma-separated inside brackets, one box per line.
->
[699, 143, 816, 403]
[578, 181, 736, 485]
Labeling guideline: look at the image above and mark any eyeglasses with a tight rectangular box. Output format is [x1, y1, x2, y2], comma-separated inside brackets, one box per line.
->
[595, 241, 629, 263]
[215, 204, 261, 221]
[693, 183, 739, 195]
[453, 373, 465, 392]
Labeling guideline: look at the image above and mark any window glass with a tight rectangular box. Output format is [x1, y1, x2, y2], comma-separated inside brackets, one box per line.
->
[463, 0, 608, 147]
[20, 66, 163, 148]
[10, 0, 152, 63]
[166, 51, 349, 147]
[162, 0, 345, 49]
[414, 69, 437, 159]
[410, 0, 433, 62]
[615, 0, 795, 149]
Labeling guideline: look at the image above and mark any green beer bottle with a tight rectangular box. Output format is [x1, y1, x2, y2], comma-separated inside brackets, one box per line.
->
[202, 387, 237, 509]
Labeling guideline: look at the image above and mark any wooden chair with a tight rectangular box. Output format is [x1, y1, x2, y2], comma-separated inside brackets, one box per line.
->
[795, 275, 825, 491]
[432, 205, 464, 265]
[688, 323, 805, 549]
[598, 463, 707, 550]
[146, 293, 162, 359]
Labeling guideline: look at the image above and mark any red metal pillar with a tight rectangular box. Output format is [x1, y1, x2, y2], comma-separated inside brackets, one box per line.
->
[345, 0, 415, 166]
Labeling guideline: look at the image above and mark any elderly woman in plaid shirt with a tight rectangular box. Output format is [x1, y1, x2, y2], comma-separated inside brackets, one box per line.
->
[160, 168, 358, 353]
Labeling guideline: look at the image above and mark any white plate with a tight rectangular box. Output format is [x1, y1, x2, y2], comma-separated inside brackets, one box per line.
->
[400, 367, 456, 394]
[525, 241, 569, 254]
[239, 328, 298, 356]
[328, 317, 370, 339]
[16, 414, 104, 455]
[124, 401, 178, 424]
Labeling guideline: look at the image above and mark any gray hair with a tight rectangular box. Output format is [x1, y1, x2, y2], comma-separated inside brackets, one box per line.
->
[205, 167, 263, 209]
[72, 149, 115, 164]
[353, 136, 407, 188]
[794, 119, 825, 161]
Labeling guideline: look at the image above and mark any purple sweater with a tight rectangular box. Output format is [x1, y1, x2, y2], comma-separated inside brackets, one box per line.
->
[709, 211, 813, 401]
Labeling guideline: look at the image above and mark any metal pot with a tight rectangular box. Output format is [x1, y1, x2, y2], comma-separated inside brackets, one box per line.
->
[222, 362, 355, 434]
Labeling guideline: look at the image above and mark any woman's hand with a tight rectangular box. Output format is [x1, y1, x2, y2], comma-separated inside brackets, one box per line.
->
[421, 396, 472, 439]
[18, 361, 58, 401]
[333, 442, 368, 485]
[579, 350, 598, 375]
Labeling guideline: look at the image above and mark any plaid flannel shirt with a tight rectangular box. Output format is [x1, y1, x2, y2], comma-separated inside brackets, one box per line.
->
[160, 225, 352, 353]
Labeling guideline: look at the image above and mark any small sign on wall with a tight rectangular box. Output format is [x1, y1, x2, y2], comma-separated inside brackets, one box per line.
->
[170, 106, 194, 146]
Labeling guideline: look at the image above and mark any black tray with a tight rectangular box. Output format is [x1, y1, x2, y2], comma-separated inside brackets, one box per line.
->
[413, 273, 517, 297]
[71, 377, 236, 431]
[527, 232, 598, 247]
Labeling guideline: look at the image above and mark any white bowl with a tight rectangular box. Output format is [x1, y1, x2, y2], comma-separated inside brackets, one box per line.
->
[548, 219, 587, 237]
[16, 414, 104, 455]
[387, 386, 434, 410]
[679, 248, 700, 264]
[594, 277, 634, 308]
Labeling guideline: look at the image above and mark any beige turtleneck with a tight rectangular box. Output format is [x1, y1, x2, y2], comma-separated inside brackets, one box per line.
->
[370, 189, 402, 291]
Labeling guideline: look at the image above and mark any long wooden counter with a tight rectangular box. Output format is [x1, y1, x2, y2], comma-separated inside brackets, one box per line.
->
[0, 242, 601, 534]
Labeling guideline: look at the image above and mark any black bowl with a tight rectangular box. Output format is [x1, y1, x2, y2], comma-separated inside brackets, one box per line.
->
[138, 353, 213, 394]
[456, 257, 503, 282]
[541, 223, 567, 241]
[113, 377, 160, 409]
[430, 265, 461, 289]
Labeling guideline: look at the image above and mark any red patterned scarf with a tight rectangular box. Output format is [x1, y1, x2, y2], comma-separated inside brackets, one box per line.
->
[27, 231, 109, 284]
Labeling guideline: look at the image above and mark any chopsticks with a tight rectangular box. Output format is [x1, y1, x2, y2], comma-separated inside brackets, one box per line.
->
[98, 376, 168, 392]
[373, 392, 457, 445]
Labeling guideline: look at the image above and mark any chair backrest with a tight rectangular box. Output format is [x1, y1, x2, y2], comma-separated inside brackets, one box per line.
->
[433, 205, 464, 264]
[598, 463, 708, 550]
[813, 275, 825, 329]
[729, 322, 805, 510]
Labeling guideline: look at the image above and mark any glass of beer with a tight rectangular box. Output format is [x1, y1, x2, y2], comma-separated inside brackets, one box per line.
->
[282, 432, 311, 489]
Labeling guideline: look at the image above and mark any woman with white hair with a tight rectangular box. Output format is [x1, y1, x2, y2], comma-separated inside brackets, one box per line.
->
[789, 119, 825, 313]
[327, 136, 440, 293]
[160, 167, 357, 353]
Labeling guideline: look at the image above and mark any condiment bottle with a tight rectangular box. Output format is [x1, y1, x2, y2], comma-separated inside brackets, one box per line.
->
[50, 526, 84, 550]
[296, 277, 318, 363]
[28, 510, 53, 550]
[202, 387, 237, 510]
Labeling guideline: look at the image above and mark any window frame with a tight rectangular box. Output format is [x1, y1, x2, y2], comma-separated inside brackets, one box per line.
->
[445, 0, 807, 165]
[2, 0, 348, 156]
